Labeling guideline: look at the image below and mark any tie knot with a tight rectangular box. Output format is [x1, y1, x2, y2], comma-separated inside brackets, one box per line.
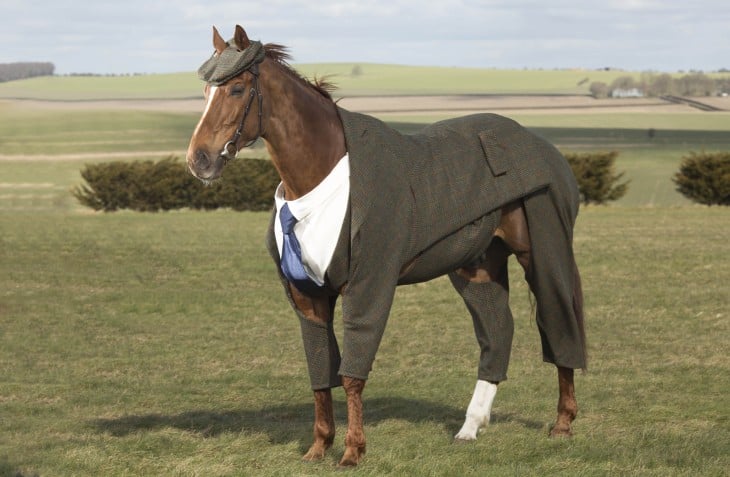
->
[279, 203, 298, 234]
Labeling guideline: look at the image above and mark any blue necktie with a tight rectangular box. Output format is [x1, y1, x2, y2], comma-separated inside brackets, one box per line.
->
[279, 203, 323, 294]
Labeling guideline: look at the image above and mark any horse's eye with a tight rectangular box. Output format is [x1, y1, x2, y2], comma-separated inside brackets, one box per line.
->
[231, 85, 245, 97]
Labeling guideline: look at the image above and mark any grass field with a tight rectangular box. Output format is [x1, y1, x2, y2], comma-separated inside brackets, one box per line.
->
[1, 207, 728, 476]
[0, 67, 601, 100]
[2, 105, 730, 209]
[0, 73, 202, 101]
[0, 69, 728, 475]
[4, 66, 727, 100]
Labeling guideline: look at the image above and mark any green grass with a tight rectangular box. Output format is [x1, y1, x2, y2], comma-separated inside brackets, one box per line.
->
[0, 73, 202, 100]
[0, 105, 199, 156]
[1, 207, 728, 476]
[6, 66, 724, 100]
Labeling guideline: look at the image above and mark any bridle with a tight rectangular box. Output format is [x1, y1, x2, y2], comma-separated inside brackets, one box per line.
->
[219, 63, 264, 161]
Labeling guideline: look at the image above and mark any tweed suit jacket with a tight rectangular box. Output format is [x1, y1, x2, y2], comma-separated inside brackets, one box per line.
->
[267, 107, 573, 387]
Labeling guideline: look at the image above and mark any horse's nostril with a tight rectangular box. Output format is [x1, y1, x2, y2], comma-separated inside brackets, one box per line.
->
[195, 150, 211, 170]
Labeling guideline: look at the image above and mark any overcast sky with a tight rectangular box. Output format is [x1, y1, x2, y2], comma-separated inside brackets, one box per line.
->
[1, 0, 728, 74]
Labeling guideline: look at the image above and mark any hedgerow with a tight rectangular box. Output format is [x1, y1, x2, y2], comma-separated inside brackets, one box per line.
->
[73, 156, 279, 212]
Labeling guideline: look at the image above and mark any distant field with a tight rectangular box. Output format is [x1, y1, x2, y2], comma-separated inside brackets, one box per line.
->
[1, 67, 728, 209]
[0, 105, 198, 156]
[5, 65, 726, 100]
[0, 73, 201, 101]
[295, 64, 644, 96]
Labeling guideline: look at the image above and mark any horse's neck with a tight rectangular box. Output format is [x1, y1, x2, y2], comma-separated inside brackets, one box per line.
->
[260, 61, 346, 200]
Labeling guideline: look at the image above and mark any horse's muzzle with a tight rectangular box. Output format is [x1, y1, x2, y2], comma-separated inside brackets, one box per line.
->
[189, 148, 226, 182]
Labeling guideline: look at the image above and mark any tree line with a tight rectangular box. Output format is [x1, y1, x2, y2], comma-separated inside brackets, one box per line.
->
[0, 62, 55, 82]
[590, 72, 730, 98]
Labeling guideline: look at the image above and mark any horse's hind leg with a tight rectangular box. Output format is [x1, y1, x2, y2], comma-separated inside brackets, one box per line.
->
[551, 367, 577, 437]
[454, 379, 498, 441]
[519, 190, 586, 437]
[449, 238, 513, 441]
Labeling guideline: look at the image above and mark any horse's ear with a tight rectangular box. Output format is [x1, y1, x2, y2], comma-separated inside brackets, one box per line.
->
[234, 24, 251, 50]
[212, 26, 227, 55]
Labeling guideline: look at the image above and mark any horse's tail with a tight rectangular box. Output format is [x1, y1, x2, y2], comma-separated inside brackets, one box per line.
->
[572, 257, 588, 371]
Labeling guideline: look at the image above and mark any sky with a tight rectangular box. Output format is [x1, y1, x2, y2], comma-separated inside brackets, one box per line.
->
[1, 0, 729, 75]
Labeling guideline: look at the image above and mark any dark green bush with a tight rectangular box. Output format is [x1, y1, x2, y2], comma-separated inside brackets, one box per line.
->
[673, 151, 730, 206]
[564, 151, 629, 205]
[73, 156, 280, 212]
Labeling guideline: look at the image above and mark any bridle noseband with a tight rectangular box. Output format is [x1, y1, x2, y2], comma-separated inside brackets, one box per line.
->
[220, 63, 264, 161]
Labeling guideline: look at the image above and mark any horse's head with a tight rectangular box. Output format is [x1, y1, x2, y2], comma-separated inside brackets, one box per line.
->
[186, 25, 264, 182]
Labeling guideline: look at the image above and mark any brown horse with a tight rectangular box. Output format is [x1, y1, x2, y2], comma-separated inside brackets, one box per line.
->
[187, 25, 586, 467]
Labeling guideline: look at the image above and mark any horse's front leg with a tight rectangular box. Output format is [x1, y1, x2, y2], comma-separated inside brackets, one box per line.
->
[302, 388, 335, 461]
[339, 376, 366, 467]
[288, 285, 339, 461]
[550, 366, 577, 437]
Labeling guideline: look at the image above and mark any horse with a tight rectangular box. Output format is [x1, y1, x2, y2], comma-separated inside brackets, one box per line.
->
[186, 25, 587, 467]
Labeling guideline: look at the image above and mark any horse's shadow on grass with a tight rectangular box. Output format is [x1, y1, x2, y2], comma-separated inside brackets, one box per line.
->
[90, 398, 543, 451]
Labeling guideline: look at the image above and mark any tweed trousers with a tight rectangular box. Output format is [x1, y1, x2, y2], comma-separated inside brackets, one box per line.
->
[266, 107, 586, 389]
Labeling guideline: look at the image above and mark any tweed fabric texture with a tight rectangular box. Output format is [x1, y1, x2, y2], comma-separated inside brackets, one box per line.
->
[449, 265, 514, 383]
[297, 300, 342, 390]
[333, 108, 560, 381]
[523, 187, 585, 369]
[198, 40, 265, 85]
[267, 107, 585, 388]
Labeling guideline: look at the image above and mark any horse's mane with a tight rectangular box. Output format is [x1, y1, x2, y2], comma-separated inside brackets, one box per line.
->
[263, 43, 336, 101]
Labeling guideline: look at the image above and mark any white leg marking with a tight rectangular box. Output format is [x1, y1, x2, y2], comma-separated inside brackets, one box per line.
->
[454, 380, 498, 441]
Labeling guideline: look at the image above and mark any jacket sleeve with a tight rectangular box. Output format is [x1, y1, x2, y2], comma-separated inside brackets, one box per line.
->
[266, 210, 343, 390]
[338, 228, 401, 380]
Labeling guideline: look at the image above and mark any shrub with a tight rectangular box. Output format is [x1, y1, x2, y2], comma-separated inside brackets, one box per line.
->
[73, 156, 280, 212]
[564, 151, 629, 205]
[673, 151, 730, 206]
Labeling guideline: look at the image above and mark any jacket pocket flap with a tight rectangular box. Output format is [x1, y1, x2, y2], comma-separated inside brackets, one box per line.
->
[479, 130, 509, 177]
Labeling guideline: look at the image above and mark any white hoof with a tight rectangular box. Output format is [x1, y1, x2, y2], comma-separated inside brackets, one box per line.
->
[454, 380, 497, 441]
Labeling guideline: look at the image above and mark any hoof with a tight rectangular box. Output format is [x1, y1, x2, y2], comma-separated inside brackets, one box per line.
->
[454, 422, 482, 442]
[549, 426, 573, 438]
[453, 437, 475, 445]
[302, 451, 324, 462]
[338, 446, 365, 468]
[302, 444, 328, 462]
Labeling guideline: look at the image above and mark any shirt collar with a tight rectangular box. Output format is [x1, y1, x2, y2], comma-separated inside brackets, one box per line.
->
[275, 153, 349, 221]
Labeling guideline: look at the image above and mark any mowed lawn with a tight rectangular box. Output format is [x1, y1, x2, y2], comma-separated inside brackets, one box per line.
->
[1, 205, 728, 476]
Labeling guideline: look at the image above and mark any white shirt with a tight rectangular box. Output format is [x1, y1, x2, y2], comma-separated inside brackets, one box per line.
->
[274, 154, 350, 286]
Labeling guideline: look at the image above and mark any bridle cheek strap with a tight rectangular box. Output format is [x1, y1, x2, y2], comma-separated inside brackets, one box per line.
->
[220, 63, 264, 161]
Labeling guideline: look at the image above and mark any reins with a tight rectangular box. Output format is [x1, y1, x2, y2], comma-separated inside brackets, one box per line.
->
[220, 63, 264, 161]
